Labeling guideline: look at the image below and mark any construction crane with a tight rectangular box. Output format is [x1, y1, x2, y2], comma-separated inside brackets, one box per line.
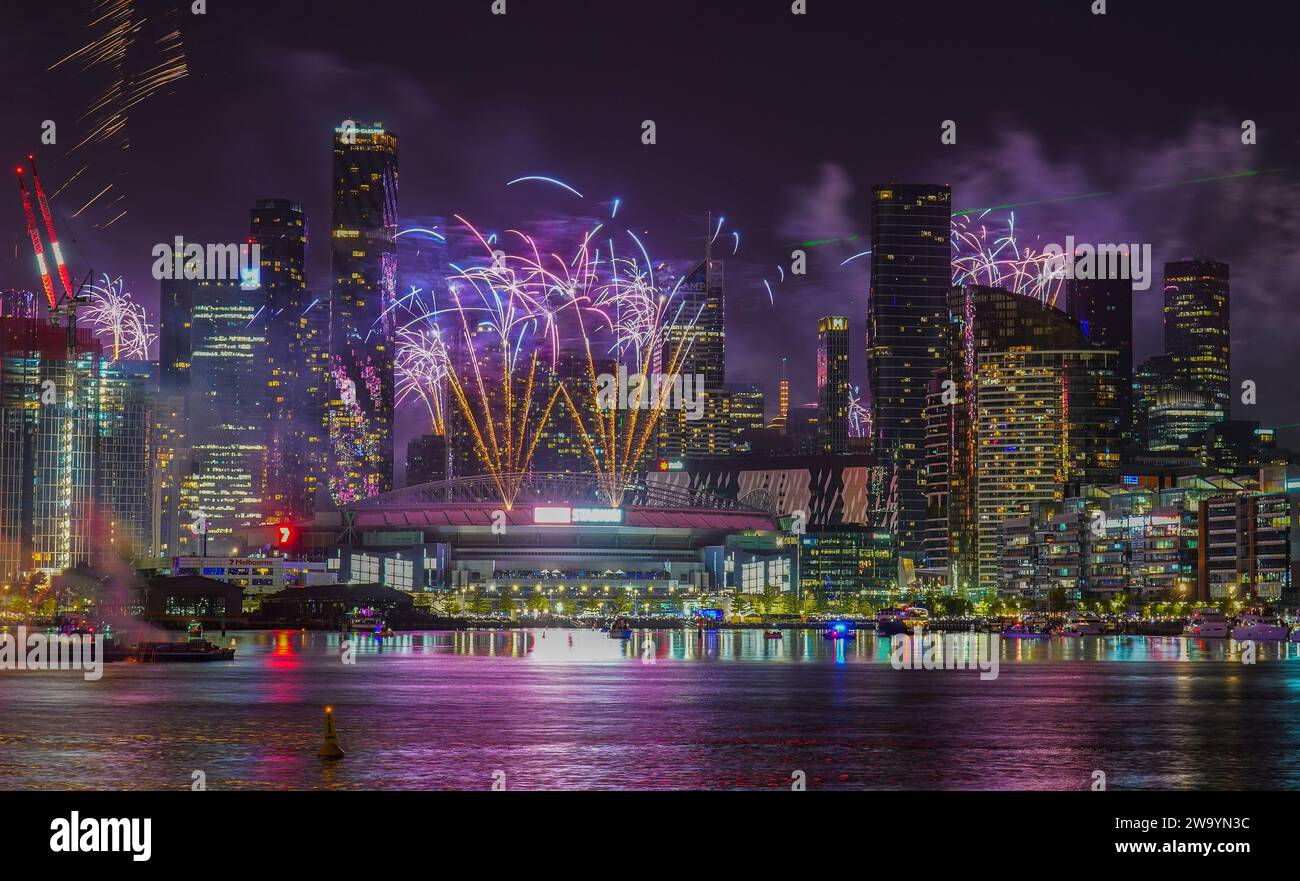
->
[15, 164, 57, 312]
[14, 153, 91, 333]
[27, 154, 74, 304]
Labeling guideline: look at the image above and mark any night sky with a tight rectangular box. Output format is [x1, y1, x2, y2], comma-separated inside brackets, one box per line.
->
[4, 0, 1298, 450]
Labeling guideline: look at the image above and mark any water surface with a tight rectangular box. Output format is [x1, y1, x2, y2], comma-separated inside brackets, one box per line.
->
[2, 628, 1297, 790]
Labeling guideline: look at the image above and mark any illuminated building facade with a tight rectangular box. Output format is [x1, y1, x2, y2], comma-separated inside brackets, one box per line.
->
[172, 279, 269, 556]
[816, 316, 850, 454]
[997, 484, 1207, 603]
[1200, 473, 1300, 606]
[1067, 270, 1133, 442]
[868, 184, 951, 561]
[727, 382, 766, 452]
[938, 285, 1122, 596]
[300, 294, 330, 511]
[329, 122, 399, 503]
[0, 318, 102, 586]
[532, 350, 609, 475]
[1164, 258, 1230, 413]
[767, 375, 790, 433]
[920, 369, 951, 589]
[975, 348, 1120, 594]
[251, 198, 311, 519]
[658, 255, 730, 458]
[97, 361, 156, 562]
[798, 529, 895, 603]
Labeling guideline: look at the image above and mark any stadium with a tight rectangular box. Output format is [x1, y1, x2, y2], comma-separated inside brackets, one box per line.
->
[288, 472, 797, 611]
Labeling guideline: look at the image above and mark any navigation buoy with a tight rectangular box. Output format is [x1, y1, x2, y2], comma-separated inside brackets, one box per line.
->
[317, 705, 345, 760]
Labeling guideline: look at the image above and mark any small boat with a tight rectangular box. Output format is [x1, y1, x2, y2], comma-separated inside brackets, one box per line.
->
[1062, 611, 1106, 637]
[133, 622, 235, 662]
[1231, 613, 1290, 642]
[1182, 607, 1230, 639]
[1003, 619, 1052, 639]
[347, 608, 385, 632]
[823, 621, 856, 640]
[764, 630, 783, 639]
[607, 618, 633, 639]
[876, 605, 927, 636]
[875, 608, 907, 636]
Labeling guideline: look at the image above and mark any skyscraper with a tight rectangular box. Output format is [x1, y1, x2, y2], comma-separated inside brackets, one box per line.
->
[166, 278, 269, 556]
[251, 199, 309, 520]
[1164, 258, 1230, 413]
[868, 184, 952, 561]
[97, 360, 156, 562]
[0, 318, 102, 586]
[727, 382, 765, 452]
[658, 249, 729, 458]
[816, 316, 850, 454]
[329, 122, 399, 503]
[938, 286, 1121, 597]
[1134, 353, 1224, 455]
[300, 294, 330, 510]
[975, 347, 1120, 593]
[1067, 271, 1133, 442]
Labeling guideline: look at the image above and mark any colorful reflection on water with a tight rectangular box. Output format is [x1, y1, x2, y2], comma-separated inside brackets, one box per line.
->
[1, 628, 1298, 790]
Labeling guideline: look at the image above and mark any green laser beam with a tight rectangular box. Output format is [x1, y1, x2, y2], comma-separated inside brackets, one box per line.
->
[795, 166, 1300, 248]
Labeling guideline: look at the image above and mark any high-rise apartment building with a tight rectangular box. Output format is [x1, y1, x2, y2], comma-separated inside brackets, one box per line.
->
[975, 347, 1120, 592]
[658, 253, 729, 458]
[329, 122, 399, 503]
[727, 382, 765, 452]
[251, 199, 310, 520]
[1067, 270, 1133, 442]
[164, 279, 269, 556]
[935, 286, 1121, 597]
[1164, 258, 1230, 413]
[868, 184, 951, 561]
[97, 360, 156, 562]
[0, 318, 102, 585]
[816, 316, 850, 454]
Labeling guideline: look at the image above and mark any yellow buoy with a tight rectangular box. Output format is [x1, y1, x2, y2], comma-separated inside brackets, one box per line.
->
[317, 705, 345, 760]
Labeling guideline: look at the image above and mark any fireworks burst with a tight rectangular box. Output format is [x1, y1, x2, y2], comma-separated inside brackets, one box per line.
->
[82, 274, 156, 361]
[401, 211, 703, 510]
[394, 288, 451, 436]
[848, 386, 871, 439]
[950, 211, 1067, 306]
[48, 0, 189, 230]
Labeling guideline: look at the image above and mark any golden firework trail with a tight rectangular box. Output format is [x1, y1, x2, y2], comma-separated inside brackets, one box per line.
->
[435, 218, 702, 510]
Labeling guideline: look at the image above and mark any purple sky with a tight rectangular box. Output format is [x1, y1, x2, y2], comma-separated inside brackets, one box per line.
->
[4, 0, 1298, 446]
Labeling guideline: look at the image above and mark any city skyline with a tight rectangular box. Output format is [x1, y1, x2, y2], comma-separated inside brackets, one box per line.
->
[4, 2, 1299, 443]
[5, 0, 1300, 818]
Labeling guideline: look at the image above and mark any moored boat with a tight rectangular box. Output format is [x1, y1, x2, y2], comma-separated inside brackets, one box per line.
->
[1062, 611, 1106, 637]
[1182, 607, 1230, 639]
[876, 605, 928, 636]
[132, 622, 235, 662]
[1003, 618, 1052, 639]
[1231, 613, 1289, 642]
